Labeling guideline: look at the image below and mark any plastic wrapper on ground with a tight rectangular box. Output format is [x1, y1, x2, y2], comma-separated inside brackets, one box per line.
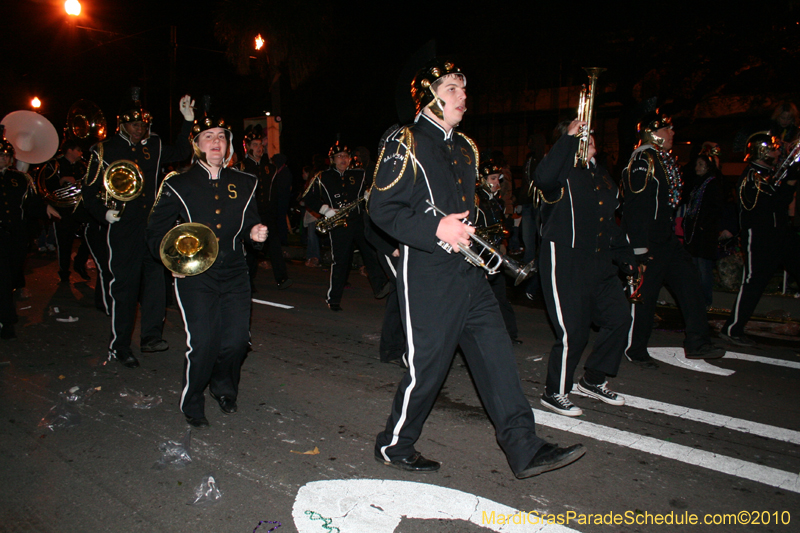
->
[153, 430, 192, 470]
[39, 402, 81, 431]
[119, 388, 162, 409]
[190, 474, 222, 506]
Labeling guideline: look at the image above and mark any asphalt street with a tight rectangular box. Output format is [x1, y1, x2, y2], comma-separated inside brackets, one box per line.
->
[1, 250, 798, 533]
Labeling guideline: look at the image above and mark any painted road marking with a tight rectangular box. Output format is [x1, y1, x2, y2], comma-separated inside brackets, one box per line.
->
[533, 409, 800, 494]
[647, 347, 734, 376]
[294, 479, 582, 532]
[252, 298, 294, 309]
[570, 390, 800, 445]
[724, 351, 800, 370]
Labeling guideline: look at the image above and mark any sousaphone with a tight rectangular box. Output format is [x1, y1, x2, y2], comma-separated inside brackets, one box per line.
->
[1, 110, 59, 171]
[66, 99, 107, 144]
[159, 222, 219, 276]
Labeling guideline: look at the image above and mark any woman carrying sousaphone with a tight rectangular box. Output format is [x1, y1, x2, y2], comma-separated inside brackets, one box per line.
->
[147, 111, 267, 429]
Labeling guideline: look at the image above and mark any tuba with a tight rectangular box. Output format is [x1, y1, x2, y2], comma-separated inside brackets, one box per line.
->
[66, 100, 107, 145]
[574, 67, 606, 168]
[101, 160, 144, 219]
[37, 159, 83, 208]
[159, 222, 219, 276]
[426, 200, 536, 286]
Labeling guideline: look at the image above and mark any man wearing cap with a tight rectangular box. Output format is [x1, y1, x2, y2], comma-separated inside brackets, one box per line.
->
[302, 142, 388, 311]
[720, 133, 800, 346]
[83, 93, 195, 368]
[369, 58, 585, 479]
[621, 110, 724, 367]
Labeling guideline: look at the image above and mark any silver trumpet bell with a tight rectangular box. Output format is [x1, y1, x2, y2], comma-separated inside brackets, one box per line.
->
[426, 200, 536, 286]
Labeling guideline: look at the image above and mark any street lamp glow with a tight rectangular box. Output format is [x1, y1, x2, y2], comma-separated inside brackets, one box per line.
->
[31, 97, 42, 109]
[65, 0, 82, 16]
[255, 34, 265, 51]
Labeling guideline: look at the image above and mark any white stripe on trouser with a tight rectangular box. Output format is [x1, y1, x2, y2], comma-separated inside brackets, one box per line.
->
[548, 242, 570, 394]
[106, 225, 118, 353]
[727, 228, 752, 335]
[326, 234, 334, 302]
[174, 279, 194, 414]
[84, 225, 109, 314]
[380, 245, 414, 461]
[625, 302, 636, 356]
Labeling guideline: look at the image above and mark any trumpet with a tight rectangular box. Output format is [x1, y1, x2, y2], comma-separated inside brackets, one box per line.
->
[626, 267, 644, 305]
[315, 194, 366, 234]
[574, 67, 605, 169]
[425, 200, 536, 286]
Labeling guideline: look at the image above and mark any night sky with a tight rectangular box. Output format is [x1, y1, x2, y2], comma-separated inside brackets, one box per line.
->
[4, 1, 800, 169]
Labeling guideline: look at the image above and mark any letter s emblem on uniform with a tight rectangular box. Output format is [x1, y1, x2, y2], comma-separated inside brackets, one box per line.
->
[10, 178, 18, 187]
[142, 147, 151, 160]
[349, 176, 355, 185]
[228, 184, 237, 199]
[460, 147, 472, 165]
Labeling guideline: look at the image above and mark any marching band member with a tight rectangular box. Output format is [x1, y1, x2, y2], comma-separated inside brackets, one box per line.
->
[720, 133, 800, 346]
[369, 58, 584, 478]
[621, 110, 724, 367]
[302, 141, 388, 311]
[534, 120, 635, 417]
[475, 158, 521, 344]
[147, 115, 267, 429]
[83, 92, 195, 368]
[1, 134, 60, 339]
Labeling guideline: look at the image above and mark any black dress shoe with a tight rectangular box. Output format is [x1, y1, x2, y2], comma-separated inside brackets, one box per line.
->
[59, 273, 71, 284]
[328, 303, 342, 311]
[511, 338, 523, 345]
[626, 355, 659, 369]
[111, 351, 140, 368]
[185, 415, 210, 429]
[685, 342, 725, 360]
[74, 264, 91, 281]
[374, 282, 392, 299]
[141, 338, 169, 353]
[515, 443, 586, 479]
[375, 451, 440, 472]
[211, 393, 238, 414]
[277, 278, 293, 290]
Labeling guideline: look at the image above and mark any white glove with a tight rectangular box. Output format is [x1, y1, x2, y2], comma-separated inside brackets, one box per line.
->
[179, 95, 195, 121]
[320, 205, 338, 219]
[514, 205, 523, 214]
[105, 210, 120, 224]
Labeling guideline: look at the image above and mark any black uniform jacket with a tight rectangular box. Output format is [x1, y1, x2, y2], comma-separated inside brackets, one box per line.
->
[536, 134, 634, 265]
[621, 144, 679, 254]
[239, 156, 273, 216]
[1, 168, 47, 247]
[303, 166, 368, 218]
[368, 112, 478, 262]
[738, 163, 795, 233]
[44, 155, 86, 193]
[147, 164, 262, 273]
[83, 121, 193, 224]
[475, 186, 505, 247]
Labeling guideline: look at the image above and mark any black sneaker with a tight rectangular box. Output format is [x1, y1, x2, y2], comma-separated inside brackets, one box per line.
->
[577, 377, 624, 406]
[718, 332, 756, 347]
[110, 350, 139, 368]
[277, 278, 293, 290]
[375, 451, 440, 472]
[141, 338, 169, 353]
[685, 342, 725, 360]
[540, 393, 583, 417]
[328, 303, 342, 311]
[515, 443, 586, 479]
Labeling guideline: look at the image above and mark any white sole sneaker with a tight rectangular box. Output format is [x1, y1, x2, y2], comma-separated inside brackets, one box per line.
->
[540, 394, 583, 417]
[576, 381, 625, 406]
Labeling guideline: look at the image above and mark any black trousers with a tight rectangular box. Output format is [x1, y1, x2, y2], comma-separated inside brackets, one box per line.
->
[0, 237, 24, 326]
[724, 228, 800, 336]
[625, 237, 709, 361]
[375, 250, 546, 475]
[327, 217, 385, 305]
[52, 211, 81, 276]
[540, 241, 630, 396]
[84, 221, 111, 314]
[378, 253, 405, 362]
[174, 268, 251, 419]
[247, 210, 288, 287]
[106, 219, 166, 355]
[487, 271, 518, 340]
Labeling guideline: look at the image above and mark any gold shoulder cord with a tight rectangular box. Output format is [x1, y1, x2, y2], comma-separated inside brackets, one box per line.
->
[626, 152, 652, 194]
[373, 127, 415, 192]
[537, 187, 564, 204]
[85, 143, 105, 186]
[23, 172, 37, 195]
[739, 170, 765, 211]
[148, 172, 177, 225]
[300, 171, 323, 199]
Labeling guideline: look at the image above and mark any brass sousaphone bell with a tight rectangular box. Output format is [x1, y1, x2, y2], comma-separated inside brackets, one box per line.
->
[159, 222, 219, 276]
[102, 159, 144, 218]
